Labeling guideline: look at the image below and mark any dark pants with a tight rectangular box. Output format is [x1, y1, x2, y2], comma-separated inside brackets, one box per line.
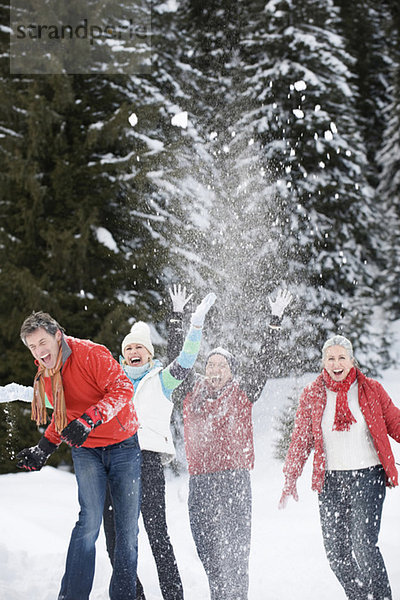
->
[318, 465, 392, 600]
[103, 450, 184, 600]
[188, 469, 252, 600]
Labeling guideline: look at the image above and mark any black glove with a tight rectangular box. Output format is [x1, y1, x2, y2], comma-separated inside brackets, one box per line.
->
[16, 436, 58, 471]
[61, 406, 102, 447]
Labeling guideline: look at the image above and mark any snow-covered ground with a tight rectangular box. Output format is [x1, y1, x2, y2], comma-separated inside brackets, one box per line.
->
[1, 372, 400, 600]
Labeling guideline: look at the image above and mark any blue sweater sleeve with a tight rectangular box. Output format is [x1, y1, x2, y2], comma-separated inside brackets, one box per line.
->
[160, 325, 202, 400]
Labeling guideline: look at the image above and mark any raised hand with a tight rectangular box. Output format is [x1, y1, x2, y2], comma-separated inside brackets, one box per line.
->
[169, 284, 193, 313]
[190, 293, 217, 328]
[269, 289, 293, 319]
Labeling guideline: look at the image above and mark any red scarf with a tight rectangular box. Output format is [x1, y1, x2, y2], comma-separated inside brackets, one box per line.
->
[322, 367, 357, 431]
[32, 344, 67, 433]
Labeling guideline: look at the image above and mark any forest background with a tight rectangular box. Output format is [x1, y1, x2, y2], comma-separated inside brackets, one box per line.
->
[0, 0, 399, 473]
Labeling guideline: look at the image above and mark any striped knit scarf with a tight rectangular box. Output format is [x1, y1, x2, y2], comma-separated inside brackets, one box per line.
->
[32, 343, 67, 434]
[322, 366, 357, 431]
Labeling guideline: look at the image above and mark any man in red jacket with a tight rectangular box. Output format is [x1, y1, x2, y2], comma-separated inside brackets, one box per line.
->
[16, 311, 141, 600]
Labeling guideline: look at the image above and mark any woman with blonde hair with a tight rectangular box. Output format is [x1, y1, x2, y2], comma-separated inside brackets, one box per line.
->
[104, 291, 216, 600]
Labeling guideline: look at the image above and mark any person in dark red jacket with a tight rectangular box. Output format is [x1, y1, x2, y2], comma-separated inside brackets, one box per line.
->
[280, 334, 400, 600]
[168, 287, 292, 600]
[16, 311, 141, 600]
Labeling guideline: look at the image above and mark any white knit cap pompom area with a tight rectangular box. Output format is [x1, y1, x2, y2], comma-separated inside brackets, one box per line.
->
[121, 321, 154, 356]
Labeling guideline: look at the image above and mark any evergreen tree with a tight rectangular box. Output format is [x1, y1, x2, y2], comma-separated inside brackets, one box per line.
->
[232, 0, 392, 372]
[376, 9, 400, 320]
[141, 1, 295, 366]
[146, 0, 395, 373]
[0, 69, 168, 385]
[333, 0, 396, 185]
[0, 1, 166, 471]
[273, 387, 301, 462]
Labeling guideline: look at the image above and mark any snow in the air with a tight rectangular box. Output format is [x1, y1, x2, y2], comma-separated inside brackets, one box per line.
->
[171, 111, 188, 129]
[94, 227, 119, 253]
[129, 113, 138, 128]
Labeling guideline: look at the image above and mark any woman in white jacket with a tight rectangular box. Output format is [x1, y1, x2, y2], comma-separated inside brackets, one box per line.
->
[103, 290, 216, 600]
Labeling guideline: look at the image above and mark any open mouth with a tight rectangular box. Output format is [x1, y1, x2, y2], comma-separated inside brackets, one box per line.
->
[129, 357, 142, 365]
[206, 375, 221, 384]
[332, 369, 345, 377]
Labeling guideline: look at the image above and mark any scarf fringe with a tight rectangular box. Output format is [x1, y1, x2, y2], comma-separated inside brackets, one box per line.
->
[32, 344, 67, 433]
[31, 381, 48, 426]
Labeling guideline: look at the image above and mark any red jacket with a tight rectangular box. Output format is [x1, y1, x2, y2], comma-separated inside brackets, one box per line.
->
[283, 369, 400, 492]
[43, 336, 138, 447]
[184, 378, 254, 476]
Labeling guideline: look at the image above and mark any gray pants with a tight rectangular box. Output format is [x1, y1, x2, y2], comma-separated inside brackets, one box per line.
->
[188, 469, 252, 600]
[319, 466, 392, 600]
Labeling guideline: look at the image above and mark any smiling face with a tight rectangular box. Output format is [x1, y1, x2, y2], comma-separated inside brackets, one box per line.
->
[205, 354, 232, 391]
[25, 327, 62, 370]
[123, 343, 152, 367]
[323, 344, 354, 382]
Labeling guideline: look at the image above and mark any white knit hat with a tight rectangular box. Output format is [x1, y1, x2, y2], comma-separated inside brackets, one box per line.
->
[206, 347, 237, 374]
[121, 321, 154, 356]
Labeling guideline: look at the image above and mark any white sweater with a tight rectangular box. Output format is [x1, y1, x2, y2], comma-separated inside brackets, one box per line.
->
[321, 381, 380, 471]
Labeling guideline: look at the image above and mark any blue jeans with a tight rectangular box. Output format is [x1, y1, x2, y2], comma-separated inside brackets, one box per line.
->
[104, 450, 184, 600]
[58, 434, 142, 600]
[319, 465, 392, 600]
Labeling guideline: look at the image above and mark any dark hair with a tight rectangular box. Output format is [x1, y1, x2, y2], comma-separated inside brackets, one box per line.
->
[20, 311, 64, 345]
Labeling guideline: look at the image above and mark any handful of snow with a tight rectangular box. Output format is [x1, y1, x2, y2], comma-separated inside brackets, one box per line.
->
[171, 111, 188, 129]
[128, 113, 138, 127]
[0, 382, 34, 404]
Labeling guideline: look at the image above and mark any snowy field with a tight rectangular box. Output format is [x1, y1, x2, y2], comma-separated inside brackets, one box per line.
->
[1, 372, 400, 600]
